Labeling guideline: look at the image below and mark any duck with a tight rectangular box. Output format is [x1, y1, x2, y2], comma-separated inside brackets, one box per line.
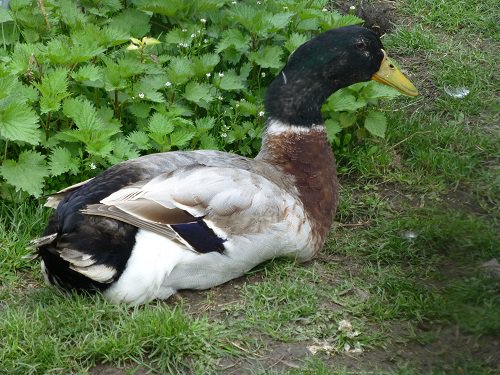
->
[32, 26, 418, 305]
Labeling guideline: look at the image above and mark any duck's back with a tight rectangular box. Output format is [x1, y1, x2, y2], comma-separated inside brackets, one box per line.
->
[38, 150, 309, 302]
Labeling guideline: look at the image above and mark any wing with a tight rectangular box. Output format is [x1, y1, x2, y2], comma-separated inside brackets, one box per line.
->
[81, 165, 296, 254]
[44, 178, 94, 208]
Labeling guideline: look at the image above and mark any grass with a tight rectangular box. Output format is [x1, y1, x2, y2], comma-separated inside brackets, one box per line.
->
[1, 0, 499, 373]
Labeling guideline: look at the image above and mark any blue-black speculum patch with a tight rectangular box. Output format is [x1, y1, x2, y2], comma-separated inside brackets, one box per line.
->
[170, 220, 226, 253]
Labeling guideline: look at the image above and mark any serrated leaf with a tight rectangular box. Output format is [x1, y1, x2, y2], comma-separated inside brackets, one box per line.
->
[166, 57, 194, 85]
[192, 53, 220, 77]
[0, 102, 41, 145]
[107, 138, 140, 164]
[0, 8, 13, 23]
[142, 37, 161, 45]
[218, 70, 245, 91]
[36, 67, 70, 114]
[48, 147, 79, 176]
[195, 117, 215, 132]
[216, 29, 251, 53]
[63, 97, 102, 131]
[249, 45, 283, 69]
[109, 8, 151, 37]
[71, 64, 103, 87]
[127, 130, 150, 151]
[297, 18, 318, 31]
[199, 133, 218, 150]
[268, 12, 294, 30]
[170, 128, 195, 148]
[325, 118, 341, 142]
[363, 81, 401, 99]
[364, 111, 387, 138]
[284, 33, 308, 53]
[0, 150, 49, 196]
[183, 82, 214, 106]
[327, 90, 367, 112]
[148, 113, 174, 136]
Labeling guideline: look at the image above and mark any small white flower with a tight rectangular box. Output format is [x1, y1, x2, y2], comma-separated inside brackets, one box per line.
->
[261, 72, 266, 77]
[206, 73, 211, 78]
[138, 92, 145, 99]
[182, 28, 187, 32]
[349, 5, 356, 11]
[231, 1, 237, 4]
[90, 163, 97, 170]
[200, 18, 207, 23]
[203, 38, 209, 43]
[165, 81, 172, 87]
[190, 33, 196, 38]
[235, 103, 240, 108]
[221, 132, 227, 138]
[218, 72, 224, 77]
[258, 111, 265, 117]
[257, 1, 261, 4]
[283, 6, 288, 10]
[218, 96, 223, 100]
[322, 8, 328, 12]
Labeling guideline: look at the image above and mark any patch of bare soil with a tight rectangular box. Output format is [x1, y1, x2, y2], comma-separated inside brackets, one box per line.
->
[159, 269, 499, 374]
[335, 0, 397, 36]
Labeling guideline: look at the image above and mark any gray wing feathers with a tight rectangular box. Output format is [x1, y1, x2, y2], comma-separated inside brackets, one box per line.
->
[82, 165, 294, 239]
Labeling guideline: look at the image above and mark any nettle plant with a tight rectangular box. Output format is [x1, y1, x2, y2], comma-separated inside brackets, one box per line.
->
[0, 0, 401, 199]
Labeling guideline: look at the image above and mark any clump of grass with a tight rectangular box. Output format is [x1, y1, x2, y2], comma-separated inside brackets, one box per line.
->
[0, 290, 235, 374]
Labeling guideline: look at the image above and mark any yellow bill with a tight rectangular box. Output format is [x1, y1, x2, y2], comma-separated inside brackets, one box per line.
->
[372, 50, 418, 96]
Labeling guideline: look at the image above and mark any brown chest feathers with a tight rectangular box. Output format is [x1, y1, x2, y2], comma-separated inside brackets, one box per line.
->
[258, 126, 338, 251]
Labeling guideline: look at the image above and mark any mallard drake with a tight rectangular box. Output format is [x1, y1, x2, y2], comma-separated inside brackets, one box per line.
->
[33, 26, 417, 304]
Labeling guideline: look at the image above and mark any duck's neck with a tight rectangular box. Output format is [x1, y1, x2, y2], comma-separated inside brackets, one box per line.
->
[256, 119, 338, 249]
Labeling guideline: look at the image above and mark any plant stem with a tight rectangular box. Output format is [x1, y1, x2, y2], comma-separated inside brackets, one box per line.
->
[114, 90, 119, 118]
[3, 140, 8, 162]
[45, 112, 51, 140]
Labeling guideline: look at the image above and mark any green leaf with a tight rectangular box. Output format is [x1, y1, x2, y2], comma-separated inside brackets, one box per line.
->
[148, 113, 174, 136]
[71, 64, 103, 88]
[268, 12, 294, 30]
[192, 53, 220, 77]
[166, 57, 194, 85]
[297, 18, 319, 31]
[218, 70, 245, 91]
[284, 33, 308, 53]
[364, 111, 387, 138]
[183, 82, 214, 106]
[325, 118, 342, 142]
[327, 90, 367, 112]
[362, 81, 402, 100]
[0, 8, 13, 23]
[63, 97, 102, 131]
[0, 103, 41, 145]
[48, 147, 79, 176]
[195, 117, 215, 132]
[127, 131, 151, 151]
[0, 150, 49, 196]
[216, 29, 251, 54]
[249, 45, 283, 69]
[109, 9, 151, 37]
[170, 128, 195, 148]
[107, 138, 140, 164]
[199, 133, 218, 150]
[36, 68, 70, 113]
